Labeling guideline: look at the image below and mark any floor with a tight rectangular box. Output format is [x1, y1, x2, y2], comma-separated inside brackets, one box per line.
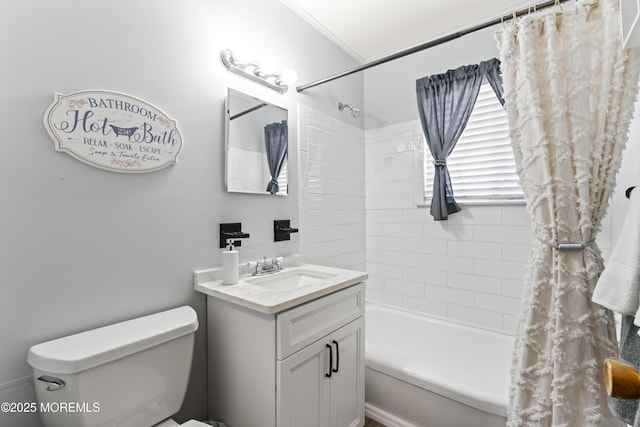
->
[364, 417, 386, 427]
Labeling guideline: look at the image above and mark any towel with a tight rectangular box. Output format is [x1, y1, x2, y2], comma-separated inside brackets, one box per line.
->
[593, 188, 640, 320]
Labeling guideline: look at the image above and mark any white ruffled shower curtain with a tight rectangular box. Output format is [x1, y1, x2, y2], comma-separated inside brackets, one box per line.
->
[496, 1, 640, 426]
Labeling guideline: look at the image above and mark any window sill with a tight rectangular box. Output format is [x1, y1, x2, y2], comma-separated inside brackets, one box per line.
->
[416, 199, 526, 208]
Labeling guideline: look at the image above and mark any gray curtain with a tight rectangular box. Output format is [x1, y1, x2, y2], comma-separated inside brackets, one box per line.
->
[264, 120, 288, 194]
[416, 58, 503, 220]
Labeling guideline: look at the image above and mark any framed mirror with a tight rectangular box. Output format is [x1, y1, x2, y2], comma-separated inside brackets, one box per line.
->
[225, 88, 288, 195]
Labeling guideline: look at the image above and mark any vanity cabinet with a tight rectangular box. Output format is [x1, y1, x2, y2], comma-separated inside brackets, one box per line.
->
[278, 317, 364, 427]
[204, 282, 365, 427]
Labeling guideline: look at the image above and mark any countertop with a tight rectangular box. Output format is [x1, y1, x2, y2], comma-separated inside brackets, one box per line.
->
[194, 263, 367, 314]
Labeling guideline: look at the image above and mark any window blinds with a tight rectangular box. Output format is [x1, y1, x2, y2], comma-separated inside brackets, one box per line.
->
[424, 83, 523, 203]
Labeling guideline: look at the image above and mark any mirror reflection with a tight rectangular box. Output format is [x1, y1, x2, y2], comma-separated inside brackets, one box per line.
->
[225, 88, 288, 195]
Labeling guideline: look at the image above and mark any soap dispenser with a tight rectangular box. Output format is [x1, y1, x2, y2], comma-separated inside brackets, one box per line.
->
[222, 239, 239, 285]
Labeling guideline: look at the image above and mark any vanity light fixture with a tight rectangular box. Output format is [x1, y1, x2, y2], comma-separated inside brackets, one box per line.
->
[220, 48, 297, 94]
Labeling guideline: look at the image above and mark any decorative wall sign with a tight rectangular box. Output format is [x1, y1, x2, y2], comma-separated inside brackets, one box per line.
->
[44, 90, 183, 173]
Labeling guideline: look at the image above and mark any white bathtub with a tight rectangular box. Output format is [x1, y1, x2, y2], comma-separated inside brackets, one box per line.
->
[365, 303, 514, 427]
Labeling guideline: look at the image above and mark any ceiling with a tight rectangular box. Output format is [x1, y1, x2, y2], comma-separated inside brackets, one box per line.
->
[281, 0, 541, 63]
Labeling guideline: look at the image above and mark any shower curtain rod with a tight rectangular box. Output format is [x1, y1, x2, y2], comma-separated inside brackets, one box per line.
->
[296, 0, 572, 93]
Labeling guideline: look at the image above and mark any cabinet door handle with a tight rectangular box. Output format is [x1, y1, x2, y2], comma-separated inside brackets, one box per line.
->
[332, 340, 339, 373]
[325, 343, 333, 378]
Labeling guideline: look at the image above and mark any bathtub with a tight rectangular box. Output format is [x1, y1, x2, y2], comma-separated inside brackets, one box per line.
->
[365, 303, 514, 427]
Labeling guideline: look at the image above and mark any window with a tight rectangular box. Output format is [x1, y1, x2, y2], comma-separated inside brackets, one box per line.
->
[423, 82, 524, 204]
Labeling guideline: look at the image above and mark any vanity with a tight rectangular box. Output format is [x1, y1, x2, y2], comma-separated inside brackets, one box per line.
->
[194, 263, 367, 427]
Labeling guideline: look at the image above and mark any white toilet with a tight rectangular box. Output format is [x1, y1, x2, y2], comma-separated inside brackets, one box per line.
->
[27, 306, 210, 427]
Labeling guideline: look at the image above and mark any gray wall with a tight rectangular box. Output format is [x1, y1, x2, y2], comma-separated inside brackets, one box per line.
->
[0, 1, 363, 425]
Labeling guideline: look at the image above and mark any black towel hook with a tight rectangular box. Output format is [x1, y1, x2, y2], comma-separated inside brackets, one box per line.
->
[626, 186, 636, 199]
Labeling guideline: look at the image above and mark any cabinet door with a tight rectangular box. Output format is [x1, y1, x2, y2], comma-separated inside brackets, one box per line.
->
[330, 318, 365, 427]
[277, 337, 332, 427]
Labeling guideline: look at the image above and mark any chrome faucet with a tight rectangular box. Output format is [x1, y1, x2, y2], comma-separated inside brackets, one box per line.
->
[250, 257, 283, 276]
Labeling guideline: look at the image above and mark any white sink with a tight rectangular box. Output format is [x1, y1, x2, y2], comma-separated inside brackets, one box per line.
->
[194, 263, 368, 314]
[243, 268, 335, 291]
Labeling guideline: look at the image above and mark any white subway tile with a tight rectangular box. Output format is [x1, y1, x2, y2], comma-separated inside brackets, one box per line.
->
[366, 262, 403, 279]
[424, 254, 474, 274]
[403, 296, 448, 317]
[425, 284, 474, 306]
[383, 223, 424, 238]
[367, 248, 384, 263]
[441, 206, 503, 225]
[502, 315, 518, 333]
[367, 209, 403, 223]
[448, 241, 502, 260]
[366, 222, 385, 237]
[367, 194, 414, 210]
[367, 236, 403, 251]
[305, 241, 340, 260]
[474, 293, 521, 316]
[424, 224, 474, 241]
[501, 206, 530, 226]
[366, 276, 384, 290]
[501, 243, 530, 262]
[317, 254, 354, 269]
[402, 237, 447, 255]
[474, 259, 526, 280]
[447, 272, 501, 295]
[338, 210, 365, 224]
[348, 223, 366, 238]
[468, 206, 504, 224]
[474, 225, 532, 244]
[339, 237, 366, 254]
[384, 279, 425, 298]
[305, 211, 339, 227]
[502, 279, 524, 298]
[305, 224, 352, 244]
[403, 266, 447, 286]
[366, 289, 404, 306]
[326, 163, 364, 181]
[402, 208, 430, 224]
[346, 251, 366, 268]
[383, 250, 423, 268]
[367, 181, 404, 197]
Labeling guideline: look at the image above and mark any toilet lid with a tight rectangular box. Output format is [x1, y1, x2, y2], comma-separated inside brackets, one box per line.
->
[181, 421, 211, 427]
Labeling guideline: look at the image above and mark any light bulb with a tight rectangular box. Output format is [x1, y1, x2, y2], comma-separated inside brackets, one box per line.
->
[280, 68, 298, 85]
[258, 57, 278, 75]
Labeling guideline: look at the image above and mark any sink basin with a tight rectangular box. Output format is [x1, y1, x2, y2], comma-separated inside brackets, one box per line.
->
[243, 268, 335, 291]
[195, 262, 368, 313]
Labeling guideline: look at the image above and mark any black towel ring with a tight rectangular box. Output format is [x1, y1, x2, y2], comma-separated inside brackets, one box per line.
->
[626, 186, 636, 199]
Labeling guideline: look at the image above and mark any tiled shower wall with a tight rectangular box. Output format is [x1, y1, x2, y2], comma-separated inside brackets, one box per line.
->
[298, 104, 366, 271]
[364, 120, 614, 333]
[298, 107, 623, 334]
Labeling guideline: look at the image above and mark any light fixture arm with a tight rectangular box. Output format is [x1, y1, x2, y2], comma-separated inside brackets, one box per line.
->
[220, 49, 295, 94]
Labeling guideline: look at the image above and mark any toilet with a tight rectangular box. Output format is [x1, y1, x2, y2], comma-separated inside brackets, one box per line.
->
[27, 306, 210, 427]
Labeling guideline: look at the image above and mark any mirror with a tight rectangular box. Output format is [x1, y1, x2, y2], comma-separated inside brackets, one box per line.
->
[225, 89, 288, 195]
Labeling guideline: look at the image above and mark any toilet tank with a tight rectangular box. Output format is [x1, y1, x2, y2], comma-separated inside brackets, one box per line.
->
[27, 306, 199, 427]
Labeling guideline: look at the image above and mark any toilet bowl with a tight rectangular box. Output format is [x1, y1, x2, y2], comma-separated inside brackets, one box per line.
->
[27, 306, 209, 427]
